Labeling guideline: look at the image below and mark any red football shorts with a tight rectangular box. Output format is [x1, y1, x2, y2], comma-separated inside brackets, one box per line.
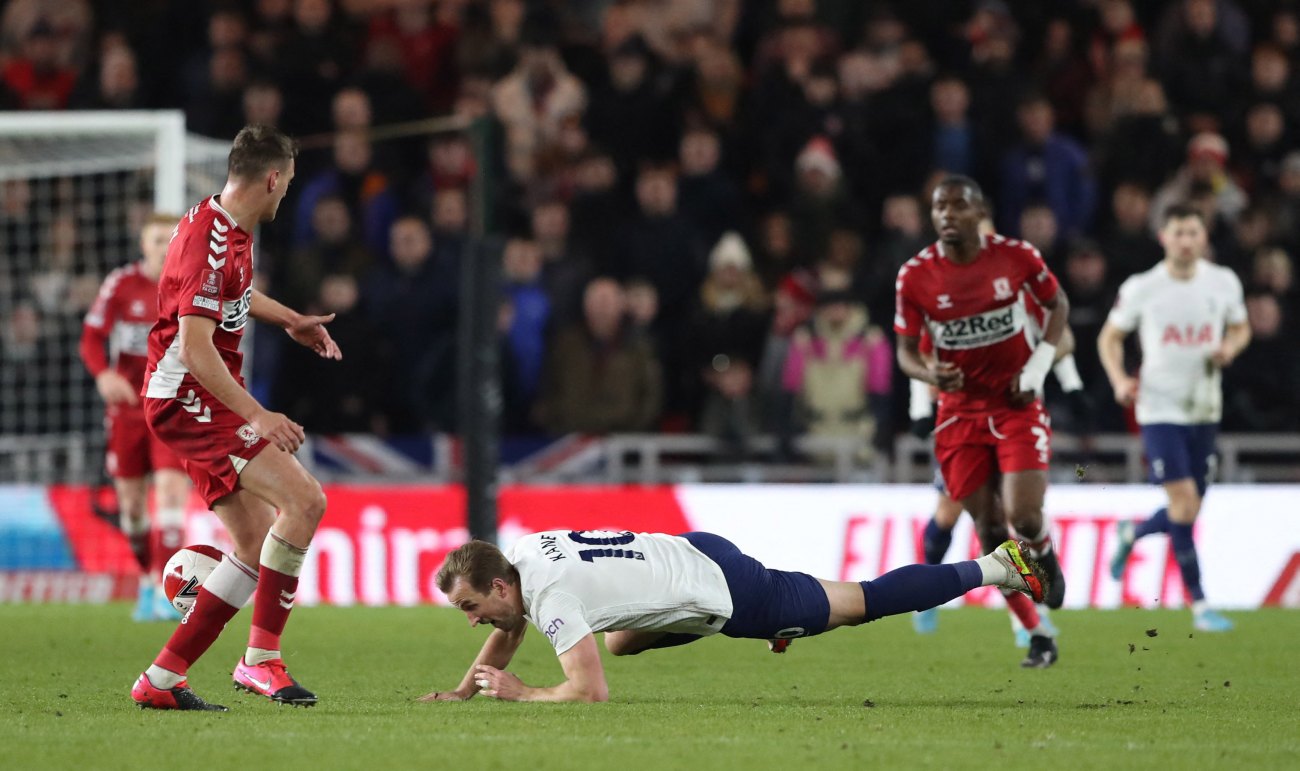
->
[933, 401, 1052, 501]
[144, 386, 270, 507]
[105, 405, 183, 479]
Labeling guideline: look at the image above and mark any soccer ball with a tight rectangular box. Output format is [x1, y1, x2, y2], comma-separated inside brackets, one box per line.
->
[162, 544, 225, 613]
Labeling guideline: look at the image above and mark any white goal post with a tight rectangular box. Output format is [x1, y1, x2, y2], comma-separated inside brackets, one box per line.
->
[0, 110, 230, 482]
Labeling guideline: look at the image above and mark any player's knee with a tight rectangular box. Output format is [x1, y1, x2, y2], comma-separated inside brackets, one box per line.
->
[295, 483, 327, 524]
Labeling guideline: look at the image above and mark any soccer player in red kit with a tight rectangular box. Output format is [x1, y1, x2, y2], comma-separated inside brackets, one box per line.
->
[81, 213, 191, 622]
[130, 125, 341, 711]
[894, 176, 1069, 633]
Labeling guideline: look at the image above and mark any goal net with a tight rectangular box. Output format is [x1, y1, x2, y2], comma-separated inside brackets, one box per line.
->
[0, 111, 229, 483]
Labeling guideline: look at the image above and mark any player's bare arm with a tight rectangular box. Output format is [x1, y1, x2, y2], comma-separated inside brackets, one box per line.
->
[1011, 288, 1070, 406]
[1209, 321, 1251, 368]
[176, 314, 304, 452]
[95, 370, 139, 406]
[250, 289, 342, 360]
[897, 334, 963, 392]
[419, 624, 527, 702]
[471, 633, 609, 703]
[1096, 321, 1137, 407]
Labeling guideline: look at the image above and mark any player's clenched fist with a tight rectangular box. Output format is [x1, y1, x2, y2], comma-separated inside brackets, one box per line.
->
[930, 361, 964, 392]
[250, 408, 305, 453]
[472, 664, 527, 701]
[1110, 375, 1138, 407]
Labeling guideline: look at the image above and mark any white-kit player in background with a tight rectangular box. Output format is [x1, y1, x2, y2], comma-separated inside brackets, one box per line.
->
[1098, 203, 1251, 632]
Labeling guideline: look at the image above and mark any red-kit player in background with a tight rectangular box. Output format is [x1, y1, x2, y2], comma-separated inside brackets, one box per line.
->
[80, 213, 190, 623]
[130, 125, 341, 712]
[894, 176, 1070, 646]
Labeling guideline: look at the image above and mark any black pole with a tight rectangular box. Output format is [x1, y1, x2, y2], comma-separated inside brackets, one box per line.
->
[459, 117, 500, 543]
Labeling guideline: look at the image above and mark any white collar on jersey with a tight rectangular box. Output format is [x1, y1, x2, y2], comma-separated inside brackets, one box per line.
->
[208, 195, 240, 230]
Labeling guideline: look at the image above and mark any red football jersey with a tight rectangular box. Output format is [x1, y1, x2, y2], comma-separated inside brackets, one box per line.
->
[80, 262, 159, 390]
[142, 196, 255, 400]
[894, 234, 1060, 413]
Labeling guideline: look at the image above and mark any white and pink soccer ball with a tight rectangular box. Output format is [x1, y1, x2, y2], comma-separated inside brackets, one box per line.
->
[162, 544, 225, 613]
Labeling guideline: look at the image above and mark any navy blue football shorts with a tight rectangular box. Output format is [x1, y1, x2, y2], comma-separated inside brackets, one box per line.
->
[1140, 422, 1217, 496]
[680, 531, 830, 640]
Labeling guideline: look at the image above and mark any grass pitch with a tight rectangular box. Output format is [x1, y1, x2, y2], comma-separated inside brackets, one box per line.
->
[2, 604, 1297, 770]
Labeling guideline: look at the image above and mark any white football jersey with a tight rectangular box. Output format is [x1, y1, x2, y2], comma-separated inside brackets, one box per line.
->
[505, 531, 733, 655]
[1107, 260, 1246, 424]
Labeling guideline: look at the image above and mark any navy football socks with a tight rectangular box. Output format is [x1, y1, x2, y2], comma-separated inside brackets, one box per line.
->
[1133, 507, 1170, 539]
[1169, 522, 1205, 602]
[922, 518, 953, 565]
[859, 562, 981, 622]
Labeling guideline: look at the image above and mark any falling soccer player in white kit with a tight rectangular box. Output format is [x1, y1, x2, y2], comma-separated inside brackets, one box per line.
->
[1098, 203, 1250, 632]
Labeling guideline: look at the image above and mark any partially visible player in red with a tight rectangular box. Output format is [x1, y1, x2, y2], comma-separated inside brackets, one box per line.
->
[130, 125, 341, 712]
[80, 213, 190, 623]
[894, 175, 1069, 634]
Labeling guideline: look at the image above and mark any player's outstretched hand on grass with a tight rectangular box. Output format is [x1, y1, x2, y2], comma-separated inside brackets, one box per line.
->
[286, 313, 342, 360]
[417, 689, 470, 702]
[472, 664, 527, 701]
[250, 408, 305, 453]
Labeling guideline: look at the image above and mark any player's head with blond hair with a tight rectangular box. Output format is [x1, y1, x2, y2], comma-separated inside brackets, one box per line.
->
[436, 540, 520, 595]
[226, 124, 299, 223]
[139, 211, 178, 277]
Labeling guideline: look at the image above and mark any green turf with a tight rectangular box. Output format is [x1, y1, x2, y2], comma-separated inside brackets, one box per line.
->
[2, 604, 1297, 770]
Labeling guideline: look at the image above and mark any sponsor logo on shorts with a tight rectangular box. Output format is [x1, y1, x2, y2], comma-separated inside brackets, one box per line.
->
[192, 295, 220, 312]
[236, 424, 260, 448]
[931, 303, 1023, 350]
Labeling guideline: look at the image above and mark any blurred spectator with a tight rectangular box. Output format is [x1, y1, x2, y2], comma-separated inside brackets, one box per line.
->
[500, 236, 551, 416]
[754, 209, 797, 289]
[1151, 132, 1249, 230]
[1272, 152, 1300, 254]
[274, 274, 383, 434]
[533, 199, 592, 327]
[685, 33, 744, 130]
[677, 125, 743, 248]
[685, 232, 771, 450]
[1, 18, 77, 109]
[755, 271, 817, 432]
[0, 302, 48, 433]
[780, 287, 891, 462]
[1099, 182, 1163, 278]
[242, 80, 285, 128]
[998, 94, 1096, 240]
[1153, 0, 1246, 124]
[457, 0, 524, 80]
[1084, 37, 1151, 138]
[789, 136, 856, 268]
[874, 194, 928, 270]
[1094, 78, 1182, 195]
[281, 195, 374, 311]
[1223, 293, 1300, 432]
[1238, 43, 1299, 127]
[966, 10, 1029, 162]
[928, 74, 982, 180]
[364, 216, 459, 431]
[431, 187, 469, 242]
[1249, 247, 1297, 311]
[1018, 202, 1062, 269]
[624, 277, 659, 338]
[294, 131, 400, 259]
[69, 41, 145, 109]
[1232, 102, 1289, 196]
[568, 147, 623, 273]
[1059, 240, 1120, 430]
[365, 0, 461, 112]
[186, 45, 250, 138]
[1033, 16, 1092, 137]
[331, 86, 372, 131]
[620, 162, 705, 336]
[534, 277, 662, 435]
[491, 30, 587, 183]
[586, 35, 680, 177]
[277, 0, 356, 134]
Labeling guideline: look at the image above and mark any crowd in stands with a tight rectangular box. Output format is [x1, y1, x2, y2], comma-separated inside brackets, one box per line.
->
[3, 0, 1300, 450]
